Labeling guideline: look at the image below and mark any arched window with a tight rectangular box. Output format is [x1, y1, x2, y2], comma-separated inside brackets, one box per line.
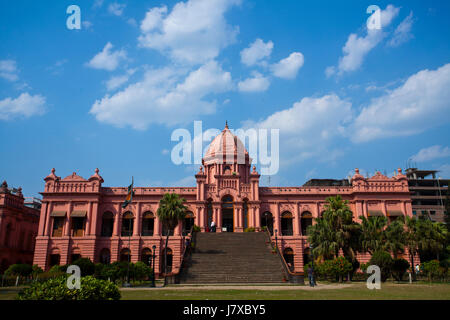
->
[183, 211, 194, 236]
[71, 248, 81, 263]
[141, 248, 152, 266]
[120, 248, 131, 262]
[141, 211, 154, 236]
[49, 248, 60, 267]
[121, 212, 134, 237]
[283, 248, 294, 271]
[161, 248, 173, 273]
[281, 211, 293, 236]
[261, 211, 274, 235]
[99, 248, 111, 264]
[301, 211, 313, 236]
[101, 212, 114, 237]
[224, 165, 231, 174]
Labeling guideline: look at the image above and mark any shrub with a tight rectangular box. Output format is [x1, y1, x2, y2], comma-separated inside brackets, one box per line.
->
[244, 227, 255, 232]
[72, 258, 95, 276]
[17, 276, 121, 300]
[332, 257, 353, 282]
[369, 250, 393, 282]
[32, 265, 44, 277]
[49, 264, 68, 273]
[392, 259, 410, 281]
[5, 264, 33, 277]
[421, 260, 440, 281]
[134, 261, 152, 281]
[192, 225, 201, 232]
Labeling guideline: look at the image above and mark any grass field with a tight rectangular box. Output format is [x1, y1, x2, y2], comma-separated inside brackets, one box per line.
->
[1, 282, 449, 300]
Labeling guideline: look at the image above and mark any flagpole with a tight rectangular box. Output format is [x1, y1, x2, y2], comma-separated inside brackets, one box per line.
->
[125, 176, 133, 287]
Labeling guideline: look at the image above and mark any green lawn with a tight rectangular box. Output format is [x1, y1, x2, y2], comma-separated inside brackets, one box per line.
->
[1, 282, 449, 300]
[120, 283, 450, 300]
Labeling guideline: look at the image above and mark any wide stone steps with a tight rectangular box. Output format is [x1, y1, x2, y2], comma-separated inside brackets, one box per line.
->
[178, 232, 285, 284]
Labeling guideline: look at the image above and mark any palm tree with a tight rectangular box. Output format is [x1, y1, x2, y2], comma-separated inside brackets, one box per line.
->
[157, 193, 187, 285]
[384, 219, 406, 259]
[405, 216, 420, 280]
[359, 216, 388, 254]
[308, 195, 360, 262]
[416, 219, 447, 260]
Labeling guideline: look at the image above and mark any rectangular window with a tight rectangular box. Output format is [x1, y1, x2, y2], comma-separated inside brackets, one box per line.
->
[71, 217, 85, 237]
[52, 217, 64, 237]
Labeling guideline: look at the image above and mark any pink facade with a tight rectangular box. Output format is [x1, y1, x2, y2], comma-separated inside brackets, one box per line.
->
[0, 181, 40, 272]
[33, 125, 414, 274]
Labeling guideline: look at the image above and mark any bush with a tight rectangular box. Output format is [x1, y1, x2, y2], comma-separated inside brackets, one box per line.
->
[133, 262, 152, 281]
[369, 250, 393, 282]
[244, 227, 255, 232]
[72, 258, 95, 276]
[421, 260, 440, 281]
[17, 276, 121, 300]
[49, 264, 68, 273]
[333, 257, 353, 282]
[32, 265, 44, 277]
[5, 264, 33, 277]
[392, 259, 410, 281]
[192, 225, 201, 232]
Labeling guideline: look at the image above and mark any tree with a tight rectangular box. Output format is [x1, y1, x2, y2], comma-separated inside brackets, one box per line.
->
[392, 258, 410, 281]
[444, 187, 450, 231]
[405, 216, 420, 280]
[369, 250, 394, 282]
[384, 219, 406, 259]
[359, 216, 387, 254]
[72, 258, 95, 276]
[307, 195, 360, 262]
[157, 193, 187, 285]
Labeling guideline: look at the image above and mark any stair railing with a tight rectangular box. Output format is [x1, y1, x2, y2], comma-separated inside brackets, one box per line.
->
[263, 228, 304, 284]
[173, 226, 195, 284]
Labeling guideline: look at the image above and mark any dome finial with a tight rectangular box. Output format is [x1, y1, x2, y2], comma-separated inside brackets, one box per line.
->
[225, 120, 228, 129]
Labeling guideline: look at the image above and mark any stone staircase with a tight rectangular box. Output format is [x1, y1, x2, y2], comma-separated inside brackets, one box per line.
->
[178, 232, 285, 283]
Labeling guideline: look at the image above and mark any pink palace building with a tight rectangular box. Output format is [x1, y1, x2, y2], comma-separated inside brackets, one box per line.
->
[33, 124, 414, 275]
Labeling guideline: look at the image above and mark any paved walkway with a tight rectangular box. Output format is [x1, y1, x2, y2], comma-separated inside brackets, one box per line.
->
[121, 283, 356, 291]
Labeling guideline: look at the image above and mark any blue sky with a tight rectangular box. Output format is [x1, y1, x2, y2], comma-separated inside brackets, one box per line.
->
[1, 0, 450, 198]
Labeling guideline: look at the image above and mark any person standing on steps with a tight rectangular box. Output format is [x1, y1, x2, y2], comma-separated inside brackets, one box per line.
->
[211, 220, 216, 233]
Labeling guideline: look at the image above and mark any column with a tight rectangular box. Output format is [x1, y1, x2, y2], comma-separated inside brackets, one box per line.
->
[274, 203, 280, 236]
[216, 207, 222, 232]
[382, 201, 387, 216]
[293, 203, 300, 235]
[85, 202, 92, 236]
[38, 201, 48, 236]
[154, 215, 161, 236]
[255, 206, 261, 230]
[90, 202, 99, 236]
[45, 202, 54, 236]
[134, 202, 141, 236]
[113, 204, 121, 236]
[64, 202, 72, 237]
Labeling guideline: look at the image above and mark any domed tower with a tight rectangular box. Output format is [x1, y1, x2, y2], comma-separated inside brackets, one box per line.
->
[202, 122, 252, 186]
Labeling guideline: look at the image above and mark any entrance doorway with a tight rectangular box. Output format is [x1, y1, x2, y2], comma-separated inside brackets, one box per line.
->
[221, 195, 234, 232]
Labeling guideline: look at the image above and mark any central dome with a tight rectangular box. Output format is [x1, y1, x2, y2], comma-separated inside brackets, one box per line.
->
[203, 122, 249, 165]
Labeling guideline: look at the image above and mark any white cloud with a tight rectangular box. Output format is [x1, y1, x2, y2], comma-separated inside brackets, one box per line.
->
[0, 93, 46, 120]
[437, 164, 450, 179]
[238, 72, 270, 92]
[388, 11, 414, 47]
[240, 38, 273, 66]
[245, 94, 352, 165]
[161, 149, 170, 155]
[138, 0, 241, 64]
[105, 68, 136, 91]
[326, 5, 400, 76]
[0, 59, 19, 82]
[82, 20, 93, 29]
[90, 60, 232, 130]
[108, 3, 126, 16]
[352, 63, 450, 142]
[171, 175, 196, 186]
[411, 145, 450, 162]
[270, 52, 304, 79]
[86, 42, 126, 71]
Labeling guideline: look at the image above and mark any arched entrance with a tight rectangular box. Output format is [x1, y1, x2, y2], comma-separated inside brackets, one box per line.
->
[100, 248, 111, 264]
[161, 248, 173, 273]
[301, 211, 313, 235]
[283, 248, 294, 271]
[183, 211, 195, 235]
[281, 211, 293, 236]
[141, 248, 152, 266]
[261, 211, 274, 235]
[221, 195, 234, 232]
